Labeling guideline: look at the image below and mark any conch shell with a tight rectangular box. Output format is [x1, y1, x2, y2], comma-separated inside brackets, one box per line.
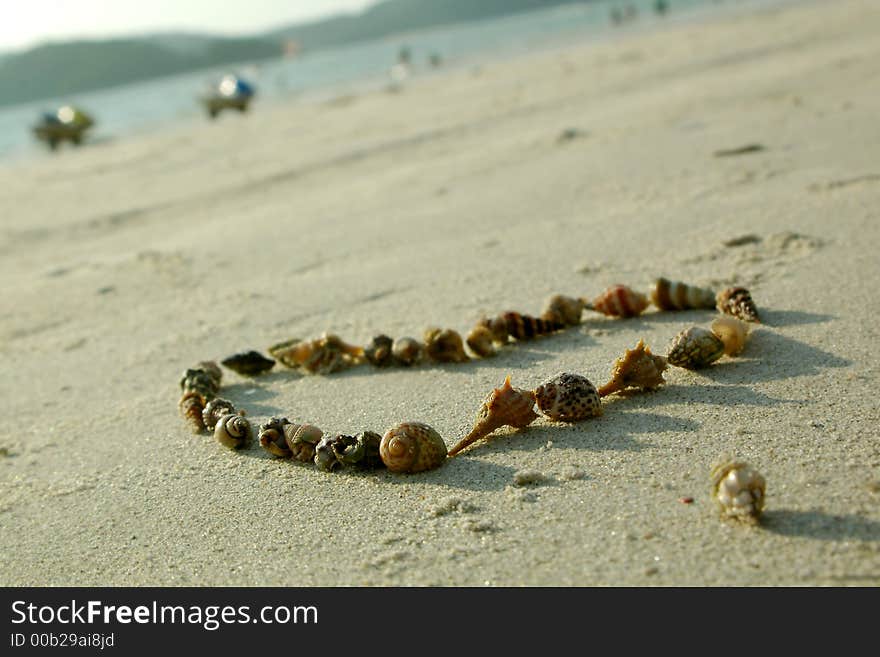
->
[448, 376, 538, 456]
[597, 340, 668, 397]
[650, 277, 716, 311]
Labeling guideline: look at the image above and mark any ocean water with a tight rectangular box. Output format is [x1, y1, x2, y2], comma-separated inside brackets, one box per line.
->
[0, 0, 781, 162]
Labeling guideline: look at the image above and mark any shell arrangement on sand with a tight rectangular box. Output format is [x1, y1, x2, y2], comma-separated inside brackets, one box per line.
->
[380, 422, 448, 473]
[711, 457, 766, 523]
[269, 333, 365, 375]
[716, 286, 760, 323]
[448, 376, 538, 456]
[534, 372, 603, 422]
[650, 277, 716, 311]
[666, 326, 725, 369]
[589, 284, 650, 318]
[598, 340, 668, 397]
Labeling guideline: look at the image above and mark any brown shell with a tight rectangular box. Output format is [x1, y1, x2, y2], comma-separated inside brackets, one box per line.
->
[195, 360, 223, 386]
[424, 327, 470, 363]
[650, 278, 716, 311]
[666, 326, 725, 369]
[711, 457, 766, 523]
[540, 294, 586, 326]
[380, 422, 447, 473]
[476, 315, 510, 345]
[364, 334, 394, 367]
[534, 372, 602, 422]
[710, 315, 751, 356]
[716, 286, 760, 323]
[589, 285, 650, 318]
[259, 417, 293, 458]
[269, 333, 364, 374]
[214, 413, 252, 449]
[466, 324, 497, 358]
[499, 311, 564, 341]
[178, 390, 207, 434]
[598, 339, 668, 397]
[284, 423, 321, 463]
[448, 376, 538, 456]
[202, 397, 237, 432]
[391, 336, 425, 366]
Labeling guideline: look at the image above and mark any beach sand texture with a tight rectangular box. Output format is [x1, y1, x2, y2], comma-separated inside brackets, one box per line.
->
[1, 0, 879, 586]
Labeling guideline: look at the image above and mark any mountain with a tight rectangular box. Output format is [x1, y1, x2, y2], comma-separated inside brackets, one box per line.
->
[0, 0, 593, 107]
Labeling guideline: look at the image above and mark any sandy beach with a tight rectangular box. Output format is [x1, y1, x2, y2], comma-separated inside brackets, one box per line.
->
[1, 0, 878, 586]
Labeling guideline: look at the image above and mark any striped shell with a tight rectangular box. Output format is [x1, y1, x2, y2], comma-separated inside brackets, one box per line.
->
[214, 413, 252, 449]
[598, 339, 668, 397]
[534, 372, 603, 422]
[380, 422, 448, 473]
[666, 326, 725, 369]
[711, 458, 766, 523]
[202, 397, 237, 432]
[424, 327, 469, 363]
[541, 294, 586, 326]
[590, 285, 649, 318]
[716, 286, 760, 323]
[650, 277, 716, 311]
[178, 390, 207, 434]
[448, 375, 538, 456]
[500, 311, 564, 341]
[259, 417, 293, 458]
[710, 315, 751, 356]
[284, 423, 321, 463]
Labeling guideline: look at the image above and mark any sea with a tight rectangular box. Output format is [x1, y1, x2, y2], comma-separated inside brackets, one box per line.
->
[0, 0, 793, 163]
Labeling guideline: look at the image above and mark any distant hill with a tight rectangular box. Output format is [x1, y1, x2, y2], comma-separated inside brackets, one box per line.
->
[0, 0, 594, 107]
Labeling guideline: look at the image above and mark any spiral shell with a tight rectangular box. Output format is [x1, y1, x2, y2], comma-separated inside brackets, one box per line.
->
[283, 423, 321, 463]
[178, 390, 207, 434]
[202, 397, 237, 432]
[710, 315, 751, 356]
[380, 422, 448, 473]
[541, 294, 586, 326]
[424, 327, 469, 363]
[221, 350, 276, 376]
[466, 324, 497, 358]
[500, 311, 564, 341]
[534, 372, 602, 422]
[598, 340, 668, 397]
[716, 286, 760, 323]
[666, 326, 725, 369]
[269, 333, 364, 374]
[650, 277, 716, 311]
[364, 335, 394, 367]
[214, 413, 252, 449]
[711, 457, 766, 523]
[259, 417, 293, 458]
[589, 285, 650, 318]
[448, 376, 538, 457]
[391, 336, 425, 366]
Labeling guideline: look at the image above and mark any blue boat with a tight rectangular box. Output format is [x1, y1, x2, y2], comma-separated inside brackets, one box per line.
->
[200, 74, 256, 119]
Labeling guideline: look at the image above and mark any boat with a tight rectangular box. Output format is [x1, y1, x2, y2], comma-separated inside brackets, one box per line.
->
[200, 74, 256, 119]
[32, 105, 94, 150]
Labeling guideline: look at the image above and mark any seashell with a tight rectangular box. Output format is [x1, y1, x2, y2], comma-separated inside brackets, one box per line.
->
[598, 339, 668, 397]
[196, 360, 223, 386]
[179, 367, 220, 400]
[716, 286, 760, 323]
[466, 324, 497, 358]
[214, 413, 252, 449]
[202, 397, 237, 432]
[391, 336, 425, 366]
[259, 417, 293, 458]
[364, 334, 394, 367]
[178, 389, 207, 434]
[710, 315, 751, 356]
[380, 422, 448, 473]
[269, 333, 364, 374]
[711, 457, 766, 523]
[344, 431, 384, 469]
[314, 435, 348, 472]
[424, 327, 469, 363]
[666, 326, 725, 369]
[283, 423, 321, 463]
[650, 277, 716, 311]
[220, 350, 276, 376]
[589, 284, 649, 318]
[499, 311, 564, 341]
[448, 376, 538, 457]
[540, 294, 586, 326]
[475, 316, 509, 345]
[534, 372, 603, 422]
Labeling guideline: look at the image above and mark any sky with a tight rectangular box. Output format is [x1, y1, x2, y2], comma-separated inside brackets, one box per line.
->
[1, 0, 377, 51]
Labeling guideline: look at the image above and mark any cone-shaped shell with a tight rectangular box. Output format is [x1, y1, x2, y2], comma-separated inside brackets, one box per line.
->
[710, 315, 751, 356]
[534, 372, 602, 421]
[711, 457, 766, 523]
[716, 286, 760, 323]
[667, 326, 725, 369]
[590, 285, 649, 318]
[380, 422, 447, 473]
[500, 311, 564, 340]
[178, 390, 207, 434]
[650, 277, 716, 311]
[448, 376, 538, 456]
[598, 340, 668, 397]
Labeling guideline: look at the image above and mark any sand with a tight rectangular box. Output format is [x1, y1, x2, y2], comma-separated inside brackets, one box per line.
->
[1, 0, 879, 587]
